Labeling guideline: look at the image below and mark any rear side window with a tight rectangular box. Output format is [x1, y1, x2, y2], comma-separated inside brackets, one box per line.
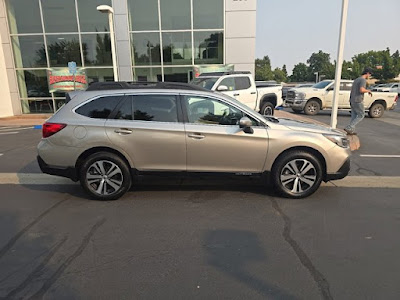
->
[76, 96, 123, 119]
[132, 95, 178, 123]
[114, 98, 133, 120]
[235, 77, 251, 90]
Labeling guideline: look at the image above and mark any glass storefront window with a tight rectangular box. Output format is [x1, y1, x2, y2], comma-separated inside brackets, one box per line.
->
[11, 36, 47, 68]
[46, 35, 82, 67]
[128, 0, 159, 31]
[160, 0, 190, 30]
[21, 99, 54, 114]
[81, 34, 112, 66]
[193, 0, 223, 29]
[194, 31, 223, 65]
[86, 68, 114, 85]
[6, 0, 42, 34]
[133, 67, 162, 82]
[162, 32, 192, 65]
[131, 33, 161, 66]
[77, 0, 111, 32]
[16, 69, 50, 99]
[41, 0, 78, 33]
[163, 67, 193, 83]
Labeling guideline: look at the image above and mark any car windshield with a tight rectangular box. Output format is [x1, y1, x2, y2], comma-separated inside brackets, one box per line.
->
[191, 77, 218, 90]
[312, 81, 333, 89]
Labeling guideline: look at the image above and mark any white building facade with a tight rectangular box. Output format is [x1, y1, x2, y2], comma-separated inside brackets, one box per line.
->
[0, 0, 256, 117]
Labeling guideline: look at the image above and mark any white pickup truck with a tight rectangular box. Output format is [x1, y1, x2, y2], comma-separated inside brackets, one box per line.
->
[191, 71, 283, 115]
[285, 80, 398, 118]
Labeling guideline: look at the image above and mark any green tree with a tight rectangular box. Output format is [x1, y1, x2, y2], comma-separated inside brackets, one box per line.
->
[290, 63, 308, 82]
[307, 50, 335, 81]
[255, 56, 274, 81]
[282, 65, 288, 78]
[273, 67, 287, 83]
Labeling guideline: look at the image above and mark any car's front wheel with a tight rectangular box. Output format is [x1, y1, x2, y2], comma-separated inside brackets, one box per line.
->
[271, 150, 323, 198]
[80, 152, 131, 200]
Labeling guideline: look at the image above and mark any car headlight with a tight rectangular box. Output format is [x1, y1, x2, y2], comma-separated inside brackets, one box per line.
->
[323, 134, 349, 148]
[295, 92, 306, 100]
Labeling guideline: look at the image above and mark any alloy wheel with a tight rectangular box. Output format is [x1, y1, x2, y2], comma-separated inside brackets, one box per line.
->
[280, 159, 317, 194]
[86, 160, 124, 196]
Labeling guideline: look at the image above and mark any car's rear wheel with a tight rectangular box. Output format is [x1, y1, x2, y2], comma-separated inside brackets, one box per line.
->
[260, 102, 275, 116]
[80, 152, 131, 200]
[271, 150, 323, 198]
[304, 100, 320, 115]
[368, 103, 384, 118]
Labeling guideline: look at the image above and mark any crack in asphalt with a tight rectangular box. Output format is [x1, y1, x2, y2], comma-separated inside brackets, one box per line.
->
[270, 198, 334, 300]
[4, 236, 68, 299]
[27, 218, 106, 300]
[0, 198, 68, 260]
[352, 161, 381, 176]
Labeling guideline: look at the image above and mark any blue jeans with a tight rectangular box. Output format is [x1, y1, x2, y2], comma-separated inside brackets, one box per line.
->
[345, 101, 364, 133]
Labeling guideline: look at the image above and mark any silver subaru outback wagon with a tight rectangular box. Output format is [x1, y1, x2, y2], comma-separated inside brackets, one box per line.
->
[37, 81, 351, 200]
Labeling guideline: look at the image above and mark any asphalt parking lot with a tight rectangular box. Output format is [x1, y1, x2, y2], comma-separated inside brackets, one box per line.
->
[0, 109, 400, 299]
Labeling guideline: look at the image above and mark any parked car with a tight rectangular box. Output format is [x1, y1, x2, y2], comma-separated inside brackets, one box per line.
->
[37, 81, 351, 200]
[191, 71, 283, 116]
[375, 83, 400, 94]
[285, 80, 398, 118]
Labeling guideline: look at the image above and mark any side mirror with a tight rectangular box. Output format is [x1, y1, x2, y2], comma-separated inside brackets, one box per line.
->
[239, 117, 254, 134]
[217, 85, 229, 92]
[327, 86, 334, 91]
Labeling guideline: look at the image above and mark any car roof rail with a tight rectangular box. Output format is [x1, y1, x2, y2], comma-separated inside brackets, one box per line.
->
[198, 71, 252, 77]
[86, 81, 208, 91]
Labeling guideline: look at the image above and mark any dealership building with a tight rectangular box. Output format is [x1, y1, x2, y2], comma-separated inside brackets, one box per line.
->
[0, 0, 257, 117]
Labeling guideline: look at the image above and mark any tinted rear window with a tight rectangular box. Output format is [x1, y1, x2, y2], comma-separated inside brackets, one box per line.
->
[235, 77, 251, 90]
[76, 96, 123, 119]
[133, 95, 178, 122]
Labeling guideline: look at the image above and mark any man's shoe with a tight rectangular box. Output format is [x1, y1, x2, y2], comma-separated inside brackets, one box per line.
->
[344, 128, 357, 135]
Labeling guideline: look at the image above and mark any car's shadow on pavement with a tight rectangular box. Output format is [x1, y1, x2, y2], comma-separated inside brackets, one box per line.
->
[17, 170, 279, 201]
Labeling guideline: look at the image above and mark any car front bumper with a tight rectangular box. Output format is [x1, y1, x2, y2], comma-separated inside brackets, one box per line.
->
[285, 98, 307, 109]
[324, 157, 350, 181]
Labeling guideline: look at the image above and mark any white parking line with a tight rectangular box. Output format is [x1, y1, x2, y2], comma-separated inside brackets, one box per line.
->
[0, 173, 399, 188]
[0, 126, 33, 131]
[360, 155, 400, 158]
[0, 154, 3, 157]
[0, 132, 19, 135]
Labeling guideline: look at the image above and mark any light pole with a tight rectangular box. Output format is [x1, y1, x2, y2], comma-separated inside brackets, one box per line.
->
[97, 5, 118, 81]
[314, 72, 319, 83]
[330, 0, 349, 129]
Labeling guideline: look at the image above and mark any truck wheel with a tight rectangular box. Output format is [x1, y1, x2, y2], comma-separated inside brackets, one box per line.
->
[261, 102, 274, 116]
[271, 150, 323, 199]
[304, 100, 320, 115]
[368, 103, 384, 118]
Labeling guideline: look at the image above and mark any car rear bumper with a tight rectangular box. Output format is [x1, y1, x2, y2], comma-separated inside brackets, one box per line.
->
[324, 157, 350, 181]
[37, 156, 78, 181]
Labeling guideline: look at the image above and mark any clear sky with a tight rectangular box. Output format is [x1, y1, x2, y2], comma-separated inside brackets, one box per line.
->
[256, 0, 400, 75]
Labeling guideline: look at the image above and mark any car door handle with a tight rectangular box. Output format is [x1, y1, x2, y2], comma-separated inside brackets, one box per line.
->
[233, 93, 240, 96]
[250, 92, 256, 94]
[339, 93, 344, 95]
[114, 128, 132, 135]
[188, 133, 205, 139]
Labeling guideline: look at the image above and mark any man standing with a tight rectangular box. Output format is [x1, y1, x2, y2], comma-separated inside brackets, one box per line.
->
[344, 67, 373, 135]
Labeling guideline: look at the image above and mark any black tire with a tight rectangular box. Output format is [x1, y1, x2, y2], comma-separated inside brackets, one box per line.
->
[304, 100, 320, 115]
[271, 150, 323, 199]
[368, 103, 384, 118]
[260, 102, 275, 116]
[291, 108, 302, 114]
[79, 152, 131, 200]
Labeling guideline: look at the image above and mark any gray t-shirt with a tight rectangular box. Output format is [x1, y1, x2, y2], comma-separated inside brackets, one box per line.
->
[350, 76, 366, 103]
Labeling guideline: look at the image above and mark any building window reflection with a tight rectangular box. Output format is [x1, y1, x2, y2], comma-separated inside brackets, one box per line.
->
[131, 33, 161, 66]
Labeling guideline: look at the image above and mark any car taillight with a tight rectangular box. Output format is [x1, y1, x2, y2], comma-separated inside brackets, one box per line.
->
[42, 123, 66, 138]
[395, 95, 398, 103]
